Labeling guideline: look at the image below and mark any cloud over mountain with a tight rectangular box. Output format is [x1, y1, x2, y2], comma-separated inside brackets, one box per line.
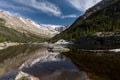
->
[67, 0, 101, 11]
[0, 0, 102, 25]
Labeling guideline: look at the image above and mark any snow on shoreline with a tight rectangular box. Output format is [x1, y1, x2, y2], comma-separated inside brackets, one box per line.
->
[109, 49, 120, 52]
[79, 49, 120, 53]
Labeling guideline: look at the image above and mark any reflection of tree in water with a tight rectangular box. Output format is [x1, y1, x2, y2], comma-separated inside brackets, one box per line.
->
[63, 47, 120, 80]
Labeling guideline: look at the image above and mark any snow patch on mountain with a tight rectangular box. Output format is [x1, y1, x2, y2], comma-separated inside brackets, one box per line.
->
[19, 17, 27, 25]
[0, 10, 66, 38]
[42, 24, 63, 28]
[31, 21, 40, 28]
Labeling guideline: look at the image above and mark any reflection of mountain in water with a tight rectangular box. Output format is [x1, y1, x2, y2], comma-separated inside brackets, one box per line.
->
[0, 44, 45, 76]
[0, 44, 90, 80]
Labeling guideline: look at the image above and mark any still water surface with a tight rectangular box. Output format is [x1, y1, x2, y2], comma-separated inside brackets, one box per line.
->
[0, 44, 89, 80]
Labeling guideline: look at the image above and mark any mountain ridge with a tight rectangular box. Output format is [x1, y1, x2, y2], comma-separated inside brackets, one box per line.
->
[0, 11, 61, 38]
[0, 10, 68, 42]
[51, 0, 120, 43]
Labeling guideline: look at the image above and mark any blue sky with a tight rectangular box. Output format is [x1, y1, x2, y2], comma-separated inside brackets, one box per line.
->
[0, 0, 101, 25]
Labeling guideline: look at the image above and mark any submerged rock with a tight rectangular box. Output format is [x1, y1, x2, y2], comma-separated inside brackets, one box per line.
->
[48, 45, 70, 52]
[15, 71, 39, 80]
[54, 39, 73, 45]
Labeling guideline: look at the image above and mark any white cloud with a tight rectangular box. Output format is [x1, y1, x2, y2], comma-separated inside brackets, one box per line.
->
[62, 14, 79, 18]
[32, 0, 61, 17]
[0, 0, 83, 19]
[67, 0, 102, 11]
[0, 0, 33, 13]
[13, 0, 62, 17]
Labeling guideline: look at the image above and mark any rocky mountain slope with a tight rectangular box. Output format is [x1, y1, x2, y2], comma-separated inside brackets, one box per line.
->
[0, 18, 44, 42]
[83, 0, 112, 19]
[55, 25, 70, 32]
[52, 0, 120, 46]
[0, 11, 61, 39]
[0, 11, 66, 42]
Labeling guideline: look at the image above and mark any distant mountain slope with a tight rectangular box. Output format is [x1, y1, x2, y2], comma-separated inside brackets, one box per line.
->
[0, 11, 60, 39]
[52, 0, 120, 42]
[0, 18, 46, 42]
[0, 10, 67, 43]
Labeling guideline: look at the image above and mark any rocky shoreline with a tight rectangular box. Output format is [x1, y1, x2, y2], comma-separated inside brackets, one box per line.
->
[0, 42, 21, 50]
[75, 34, 120, 49]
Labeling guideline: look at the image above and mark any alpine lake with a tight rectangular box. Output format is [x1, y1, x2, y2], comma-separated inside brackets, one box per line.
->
[0, 44, 120, 80]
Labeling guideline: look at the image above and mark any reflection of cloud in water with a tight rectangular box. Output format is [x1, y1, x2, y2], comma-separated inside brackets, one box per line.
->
[0, 45, 90, 80]
[21, 60, 89, 80]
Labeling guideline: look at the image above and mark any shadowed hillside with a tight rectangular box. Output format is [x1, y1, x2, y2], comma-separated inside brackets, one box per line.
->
[52, 0, 120, 43]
